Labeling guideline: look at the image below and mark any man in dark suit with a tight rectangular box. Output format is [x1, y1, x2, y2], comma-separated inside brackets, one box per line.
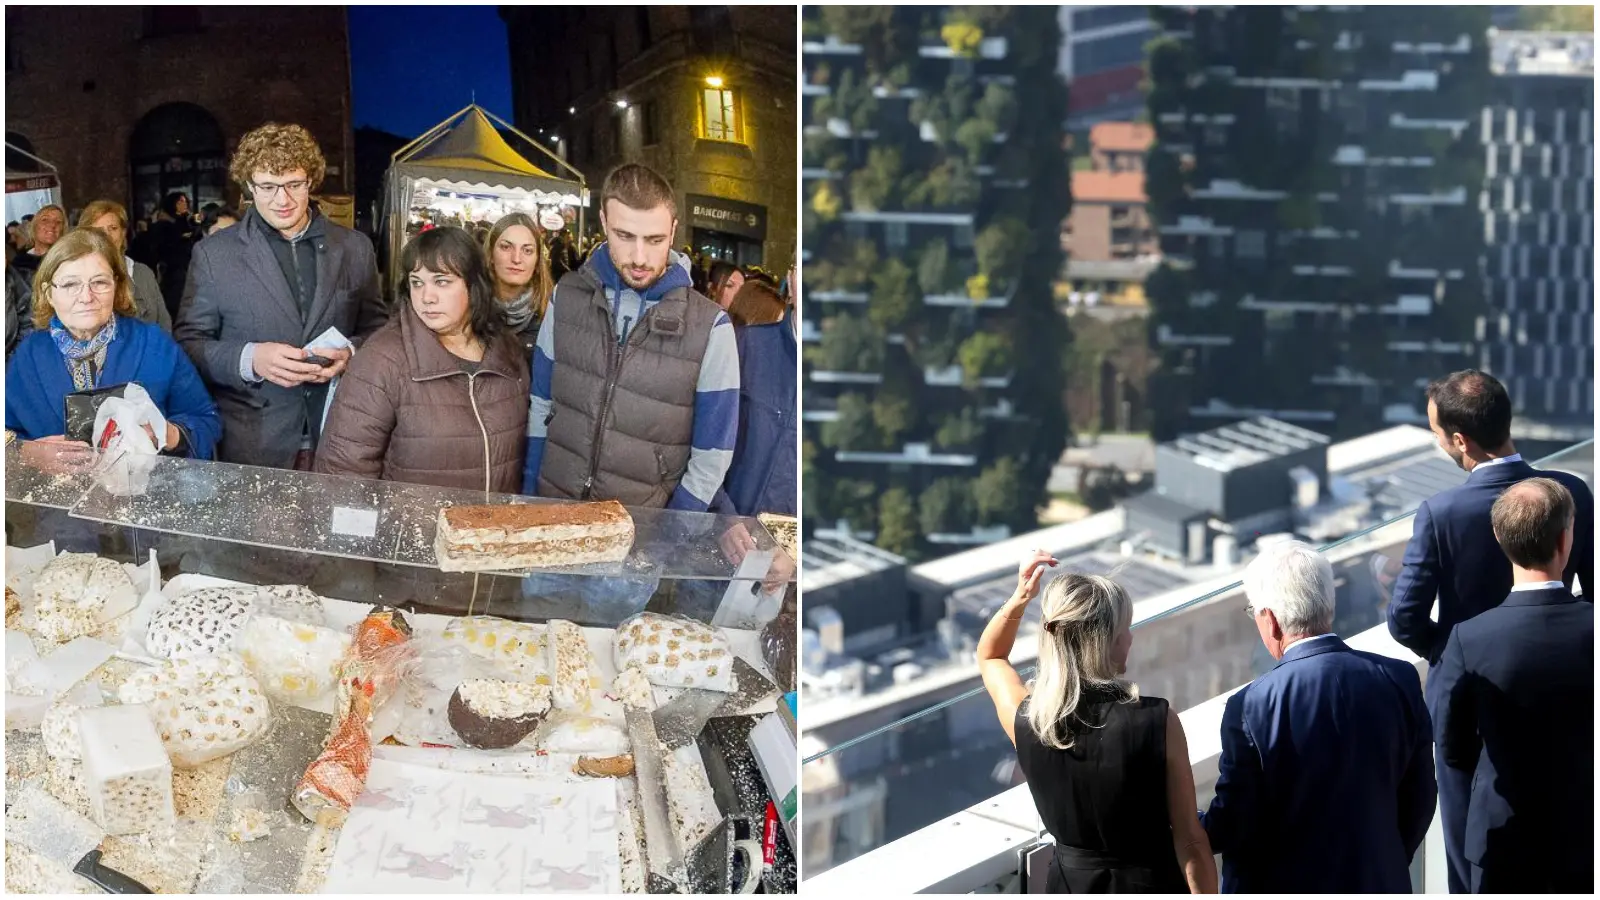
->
[1433, 478, 1593, 893]
[1386, 369, 1593, 891]
[1204, 541, 1435, 893]
[175, 123, 387, 469]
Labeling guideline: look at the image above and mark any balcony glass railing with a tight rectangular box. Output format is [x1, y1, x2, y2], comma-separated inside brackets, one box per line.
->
[801, 439, 1593, 880]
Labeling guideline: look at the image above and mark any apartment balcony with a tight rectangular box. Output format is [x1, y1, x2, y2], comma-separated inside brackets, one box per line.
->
[801, 440, 1594, 892]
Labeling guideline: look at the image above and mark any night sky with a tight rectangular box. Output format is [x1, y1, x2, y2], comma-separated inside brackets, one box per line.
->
[348, 6, 514, 138]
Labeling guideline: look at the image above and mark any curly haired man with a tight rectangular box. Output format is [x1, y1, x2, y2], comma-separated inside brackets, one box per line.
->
[174, 123, 387, 469]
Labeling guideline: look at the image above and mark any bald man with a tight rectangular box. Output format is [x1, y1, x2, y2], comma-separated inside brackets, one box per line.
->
[1432, 478, 1593, 893]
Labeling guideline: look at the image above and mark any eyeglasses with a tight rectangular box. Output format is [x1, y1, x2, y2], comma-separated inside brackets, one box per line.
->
[51, 277, 115, 298]
[250, 179, 310, 200]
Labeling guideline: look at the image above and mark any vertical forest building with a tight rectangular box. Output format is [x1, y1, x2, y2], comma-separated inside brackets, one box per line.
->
[801, 7, 1070, 559]
[1144, 7, 1493, 441]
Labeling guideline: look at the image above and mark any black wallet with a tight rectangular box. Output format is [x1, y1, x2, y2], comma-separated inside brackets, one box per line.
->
[63, 383, 130, 445]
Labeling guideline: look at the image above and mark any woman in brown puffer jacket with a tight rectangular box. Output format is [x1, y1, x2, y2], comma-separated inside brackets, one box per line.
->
[316, 226, 529, 493]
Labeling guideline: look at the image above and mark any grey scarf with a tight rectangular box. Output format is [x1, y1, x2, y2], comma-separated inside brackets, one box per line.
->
[499, 287, 536, 331]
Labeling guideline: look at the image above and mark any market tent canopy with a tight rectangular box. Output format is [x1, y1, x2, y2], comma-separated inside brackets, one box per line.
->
[5, 142, 62, 223]
[389, 105, 581, 195]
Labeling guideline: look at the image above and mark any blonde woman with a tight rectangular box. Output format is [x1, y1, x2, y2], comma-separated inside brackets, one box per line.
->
[978, 551, 1217, 893]
[76, 199, 171, 331]
[484, 212, 553, 355]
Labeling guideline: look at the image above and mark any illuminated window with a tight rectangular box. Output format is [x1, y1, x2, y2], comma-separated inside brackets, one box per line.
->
[701, 88, 741, 143]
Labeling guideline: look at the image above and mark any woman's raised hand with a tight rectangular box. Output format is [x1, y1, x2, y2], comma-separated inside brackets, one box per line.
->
[1014, 548, 1059, 604]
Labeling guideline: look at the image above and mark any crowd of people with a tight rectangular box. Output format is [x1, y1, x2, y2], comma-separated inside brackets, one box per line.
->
[4, 122, 797, 531]
[979, 370, 1592, 894]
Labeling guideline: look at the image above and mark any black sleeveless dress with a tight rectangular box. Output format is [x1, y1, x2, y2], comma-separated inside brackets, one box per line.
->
[1014, 690, 1188, 893]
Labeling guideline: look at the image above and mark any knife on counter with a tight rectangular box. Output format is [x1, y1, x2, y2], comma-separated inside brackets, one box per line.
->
[6, 783, 152, 893]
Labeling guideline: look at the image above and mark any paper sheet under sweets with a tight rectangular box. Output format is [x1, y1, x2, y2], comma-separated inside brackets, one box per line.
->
[321, 758, 622, 894]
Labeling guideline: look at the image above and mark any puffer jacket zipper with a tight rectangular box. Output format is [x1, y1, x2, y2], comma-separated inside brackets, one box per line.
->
[582, 304, 653, 500]
[413, 366, 497, 493]
[466, 371, 491, 493]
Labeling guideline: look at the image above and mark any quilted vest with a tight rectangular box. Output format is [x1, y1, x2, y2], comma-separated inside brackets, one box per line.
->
[539, 266, 721, 507]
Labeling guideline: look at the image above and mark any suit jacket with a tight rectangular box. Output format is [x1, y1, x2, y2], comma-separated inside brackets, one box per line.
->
[1433, 587, 1593, 888]
[173, 209, 386, 468]
[1388, 458, 1594, 669]
[1202, 636, 1436, 894]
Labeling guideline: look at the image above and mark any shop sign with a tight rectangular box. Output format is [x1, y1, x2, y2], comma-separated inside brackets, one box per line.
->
[686, 194, 766, 241]
[5, 175, 57, 193]
[315, 194, 356, 229]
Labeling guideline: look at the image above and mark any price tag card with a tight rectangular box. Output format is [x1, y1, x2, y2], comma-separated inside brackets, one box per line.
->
[330, 506, 379, 539]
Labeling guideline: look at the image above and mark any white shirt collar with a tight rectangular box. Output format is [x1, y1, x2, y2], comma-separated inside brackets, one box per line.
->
[1510, 580, 1565, 592]
[1285, 632, 1340, 651]
[1474, 453, 1523, 471]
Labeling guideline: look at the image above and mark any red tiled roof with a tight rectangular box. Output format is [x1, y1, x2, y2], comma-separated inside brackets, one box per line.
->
[1073, 170, 1146, 204]
[1090, 121, 1155, 154]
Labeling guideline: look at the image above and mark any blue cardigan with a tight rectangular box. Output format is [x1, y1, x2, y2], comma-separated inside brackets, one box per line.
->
[6, 315, 221, 459]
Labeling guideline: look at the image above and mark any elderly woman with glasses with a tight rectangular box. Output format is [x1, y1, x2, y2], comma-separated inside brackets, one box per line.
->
[5, 228, 220, 458]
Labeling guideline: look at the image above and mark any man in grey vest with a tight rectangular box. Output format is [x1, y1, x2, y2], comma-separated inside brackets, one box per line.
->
[175, 123, 387, 469]
[522, 163, 739, 512]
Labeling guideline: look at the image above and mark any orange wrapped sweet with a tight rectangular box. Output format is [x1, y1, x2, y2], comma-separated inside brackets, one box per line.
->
[292, 607, 414, 827]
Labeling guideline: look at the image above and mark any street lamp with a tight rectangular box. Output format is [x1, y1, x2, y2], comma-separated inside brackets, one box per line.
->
[615, 99, 629, 109]
[705, 75, 725, 88]
[568, 106, 576, 114]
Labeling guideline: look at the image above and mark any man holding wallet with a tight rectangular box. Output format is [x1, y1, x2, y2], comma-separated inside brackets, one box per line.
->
[175, 123, 386, 470]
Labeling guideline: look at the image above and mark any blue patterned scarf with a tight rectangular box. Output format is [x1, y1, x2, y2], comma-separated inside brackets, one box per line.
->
[49, 314, 116, 391]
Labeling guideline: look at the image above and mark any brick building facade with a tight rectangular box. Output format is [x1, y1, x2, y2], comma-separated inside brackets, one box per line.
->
[500, 6, 796, 268]
[4, 6, 352, 220]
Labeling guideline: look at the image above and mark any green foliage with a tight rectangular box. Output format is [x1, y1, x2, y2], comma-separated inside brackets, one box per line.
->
[973, 457, 1023, 526]
[806, 312, 884, 372]
[919, 478, 972, 535]
[872, 391, 915, 445]
[934, 408, 983, 449]
[821, 7, 894, 44]
[868, 257, 916, 329]
[1518, 5, 1593, 31]
[877, 488, 918, 555]
[917, 239, 952, 295]
[821, 393, 880, 451]
[830, 478, 880, 532]
[974, 217, 1029, 280]
[958, 331, 1013, 382]
[849, 145, 902, 212]
[976, 83, 1017, 134]
[903, 158, 981, 209]
[955, 117, 998, 164]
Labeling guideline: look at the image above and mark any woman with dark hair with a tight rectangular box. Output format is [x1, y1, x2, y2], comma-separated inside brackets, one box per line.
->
[978, 556, 1217, 894]
[706, 259, 744, 310]
[484, 212, 554, 355]
[149, 191, 200, 319]
[315, 226, 529, 492]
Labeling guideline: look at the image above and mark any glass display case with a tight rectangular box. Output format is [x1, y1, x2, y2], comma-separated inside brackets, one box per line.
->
[5, 440, 798, 895]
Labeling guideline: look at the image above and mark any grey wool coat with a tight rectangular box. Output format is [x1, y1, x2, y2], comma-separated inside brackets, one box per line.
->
[173, 210, 387, 468]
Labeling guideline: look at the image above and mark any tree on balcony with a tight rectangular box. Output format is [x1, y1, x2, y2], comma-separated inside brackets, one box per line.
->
[917, 239, 953, 295]
[973, 456, 1024, 527]
[975, 216, 1029, 288]
[806, 311, 884, 372]
[801, 440, 822, 522]
[811, 181, 843, 222]
[868, 257, 916, 329]
[878, 487, 918, 556]
[821, 392, 882, 451]
[934, 408, 984, 449]
[919, 477, 972, 535]
[940, 21, 984, 57]
[830, 477, 880, 532]
[850, 145, 903, 212]
[873, 390, 916, 446]
[958, 330, 1012, 384]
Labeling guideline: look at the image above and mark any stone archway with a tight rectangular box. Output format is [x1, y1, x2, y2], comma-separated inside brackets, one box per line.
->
[128, 102, 226, 221]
